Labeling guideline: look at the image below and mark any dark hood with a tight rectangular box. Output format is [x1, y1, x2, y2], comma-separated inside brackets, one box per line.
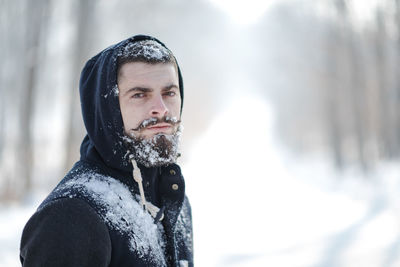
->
[79, 35, 184, 173]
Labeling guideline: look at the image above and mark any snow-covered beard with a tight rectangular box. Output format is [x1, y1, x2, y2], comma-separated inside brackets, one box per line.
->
[123, 118, 183, 167]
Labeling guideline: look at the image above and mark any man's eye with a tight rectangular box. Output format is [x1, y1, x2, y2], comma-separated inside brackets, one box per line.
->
[132, 93, 145, 98]
[164, 91, 176, 97]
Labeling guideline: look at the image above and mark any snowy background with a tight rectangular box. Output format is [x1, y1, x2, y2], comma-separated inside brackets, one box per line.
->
[3, 93, 400, 267]
[2, 0, 400, 266]
[186, 94, 400, 266]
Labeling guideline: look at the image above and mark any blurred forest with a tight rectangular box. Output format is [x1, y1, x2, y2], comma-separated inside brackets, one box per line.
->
[1, 0, 400, 201]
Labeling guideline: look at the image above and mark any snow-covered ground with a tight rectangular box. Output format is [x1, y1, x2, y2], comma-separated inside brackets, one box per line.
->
[185, 94, 400, 267]
[2, 93, 400, 267]
[0, 193, 43, 267]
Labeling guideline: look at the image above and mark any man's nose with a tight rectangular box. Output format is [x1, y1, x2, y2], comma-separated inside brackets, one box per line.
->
[150, 95, 168, 117]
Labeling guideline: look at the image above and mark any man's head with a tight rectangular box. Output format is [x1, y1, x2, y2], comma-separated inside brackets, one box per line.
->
[117, 40, 182, 167]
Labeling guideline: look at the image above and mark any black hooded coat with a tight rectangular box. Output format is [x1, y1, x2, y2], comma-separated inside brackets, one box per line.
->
[19, 35, 193, 267]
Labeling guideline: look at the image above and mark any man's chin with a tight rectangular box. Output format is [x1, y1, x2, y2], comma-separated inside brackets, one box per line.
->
[123, 126, 183, 167]
[144, 133, 167, 139]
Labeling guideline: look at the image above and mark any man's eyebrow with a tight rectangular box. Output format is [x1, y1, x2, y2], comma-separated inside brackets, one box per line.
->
[162, 84, 179, 91]
[123, 87, 152, 96]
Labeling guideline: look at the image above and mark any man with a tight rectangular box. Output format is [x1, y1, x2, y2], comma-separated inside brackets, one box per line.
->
[20, 35, 193, 267]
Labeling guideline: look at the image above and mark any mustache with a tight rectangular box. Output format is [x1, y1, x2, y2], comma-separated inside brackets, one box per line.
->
[130, 116, 181, 132]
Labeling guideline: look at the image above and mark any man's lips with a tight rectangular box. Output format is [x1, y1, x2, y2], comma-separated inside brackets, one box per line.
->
[145, 123, 172, 131]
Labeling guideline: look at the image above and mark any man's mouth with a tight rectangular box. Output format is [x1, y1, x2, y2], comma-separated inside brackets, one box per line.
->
[131, 116, 181, 133]
[146, 123, 172, 131]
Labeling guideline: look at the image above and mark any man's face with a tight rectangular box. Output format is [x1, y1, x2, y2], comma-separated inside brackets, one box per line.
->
[118, 62, 181, 139]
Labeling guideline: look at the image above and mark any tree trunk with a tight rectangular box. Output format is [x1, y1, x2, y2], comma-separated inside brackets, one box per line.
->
[64, 0, 96, 172]
[16, 0, 50, 198]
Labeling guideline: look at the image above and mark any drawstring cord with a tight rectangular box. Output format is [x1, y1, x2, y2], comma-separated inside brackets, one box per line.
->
[131, 158, 164, 222]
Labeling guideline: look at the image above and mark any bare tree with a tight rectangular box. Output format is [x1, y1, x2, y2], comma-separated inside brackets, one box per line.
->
[372, 8, 394, 158]
[322, 0, 370, 171]
[323, 22, 346, 170]
[347, 34, 369, 171]
[392, 0, 400, 157]
[14, 0, 50, 199]
[64, 0, 96, 171]
[0, 0, 7, 164]
[0, 92, 3, 163]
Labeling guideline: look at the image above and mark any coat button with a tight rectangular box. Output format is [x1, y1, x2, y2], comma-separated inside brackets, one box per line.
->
[170, 169, 176, 175]
[172, 184, 179, 190]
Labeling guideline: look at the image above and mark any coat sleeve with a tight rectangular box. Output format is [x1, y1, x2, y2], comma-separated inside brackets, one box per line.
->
[20, 197, 112, 267]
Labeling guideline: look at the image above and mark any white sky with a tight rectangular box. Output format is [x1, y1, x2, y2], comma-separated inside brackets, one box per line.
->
[208, 0, 282, 25]
[208, 0, 384, 26]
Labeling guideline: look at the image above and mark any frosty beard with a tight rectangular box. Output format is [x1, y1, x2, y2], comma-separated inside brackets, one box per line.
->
[122, 118, 183, 167]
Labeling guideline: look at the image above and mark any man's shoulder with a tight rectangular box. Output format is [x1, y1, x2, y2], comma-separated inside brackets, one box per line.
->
[20, 197, 112, 266]
[26, 197, 106, 230]
[40, 163, 152, 238]
[38, 160, 105, 210]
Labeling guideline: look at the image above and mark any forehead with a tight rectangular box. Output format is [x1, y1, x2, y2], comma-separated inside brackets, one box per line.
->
[118, 62, 178, 83]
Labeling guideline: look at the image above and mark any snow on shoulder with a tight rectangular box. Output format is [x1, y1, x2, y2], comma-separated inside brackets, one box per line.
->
[55, 172, 167, 266]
